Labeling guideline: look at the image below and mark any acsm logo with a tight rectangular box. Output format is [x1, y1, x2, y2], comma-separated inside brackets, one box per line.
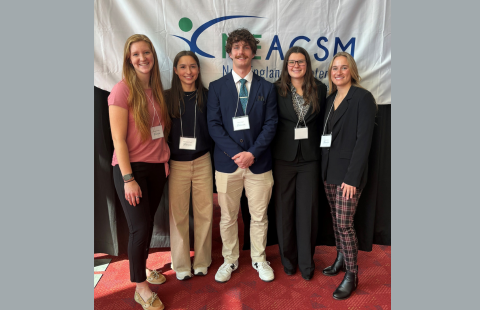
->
[173, 15, 356, 62]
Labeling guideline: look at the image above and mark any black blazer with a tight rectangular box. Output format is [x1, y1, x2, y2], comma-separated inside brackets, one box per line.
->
[321, 86, 376, 189]
[271, 79, 327, 161]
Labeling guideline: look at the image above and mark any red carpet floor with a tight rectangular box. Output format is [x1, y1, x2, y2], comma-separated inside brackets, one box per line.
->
[95, 195, 391, 309]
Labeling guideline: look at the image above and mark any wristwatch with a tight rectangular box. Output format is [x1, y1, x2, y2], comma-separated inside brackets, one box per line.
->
[123, 173, 134, 182]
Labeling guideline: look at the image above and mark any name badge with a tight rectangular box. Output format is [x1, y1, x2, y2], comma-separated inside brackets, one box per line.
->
[233, 116, 250, 131]
[294, 127, 308, 140]
[151, 125, 164, 140]
[320, 134, 332, 147]
[179, 137, 197, 150]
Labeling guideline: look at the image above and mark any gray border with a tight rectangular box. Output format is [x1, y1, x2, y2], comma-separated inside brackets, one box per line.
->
[3, 0, 476, 309]
[393, 1, 478, 309]
[0, 1, 91, 309]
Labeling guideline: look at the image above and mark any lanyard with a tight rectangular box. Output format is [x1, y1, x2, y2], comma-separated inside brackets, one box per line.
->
[146, 92, 160, 127]
[234, 80, 249, 117]
[321, 92, 337, 136]
[179, 95, 197, 138]
[294, 92, 308, 128]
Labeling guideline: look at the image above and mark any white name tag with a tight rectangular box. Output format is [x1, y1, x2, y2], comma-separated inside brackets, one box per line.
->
[320, 134, 332, 147]
[179, 137, 197, 150]
[151, 125, 164, 140]
[233, 116, 250, 131]
[294, 127, 308, 140]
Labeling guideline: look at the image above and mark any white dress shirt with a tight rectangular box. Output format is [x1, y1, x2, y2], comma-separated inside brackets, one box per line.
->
[231, 69, 253, 98]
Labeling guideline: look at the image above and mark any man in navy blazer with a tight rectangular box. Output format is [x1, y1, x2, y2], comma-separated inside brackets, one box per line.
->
[207, 28, 278, 283]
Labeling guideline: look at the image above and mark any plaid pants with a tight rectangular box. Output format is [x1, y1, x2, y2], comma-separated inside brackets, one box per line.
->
[324, 182, 362, 273]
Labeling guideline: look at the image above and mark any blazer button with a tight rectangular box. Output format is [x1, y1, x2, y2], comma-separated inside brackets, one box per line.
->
[240, 139, 244, 143]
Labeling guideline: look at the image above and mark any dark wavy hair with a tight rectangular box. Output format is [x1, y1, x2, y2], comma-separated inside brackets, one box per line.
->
[165, 51, 206, 119]
[225, 28, 259, 54]
[275, 46, 319, 113]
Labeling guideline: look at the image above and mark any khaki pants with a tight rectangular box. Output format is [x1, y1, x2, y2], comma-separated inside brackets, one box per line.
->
[215, 168, 274, 264]
[169, 153, 213, 272]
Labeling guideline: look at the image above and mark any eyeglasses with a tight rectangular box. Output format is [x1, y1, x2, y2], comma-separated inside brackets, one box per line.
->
[287, 60, 306, 67]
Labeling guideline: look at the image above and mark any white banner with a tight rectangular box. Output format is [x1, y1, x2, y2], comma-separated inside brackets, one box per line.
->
[94, 0, 391, 105]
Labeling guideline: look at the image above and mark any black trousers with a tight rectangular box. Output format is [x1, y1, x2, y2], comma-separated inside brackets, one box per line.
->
[113, 162, 167, 283]
[273, 153, 320, 277]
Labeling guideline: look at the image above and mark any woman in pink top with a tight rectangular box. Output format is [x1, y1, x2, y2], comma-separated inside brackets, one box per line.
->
[109, 34, 171, 310]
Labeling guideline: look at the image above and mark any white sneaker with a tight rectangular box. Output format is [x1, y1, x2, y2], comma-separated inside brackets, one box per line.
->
[194, 267, 208, 276]
[215, 261, 238, 283]
[176, 270, 192, 281]
[253, 261, 274, 282]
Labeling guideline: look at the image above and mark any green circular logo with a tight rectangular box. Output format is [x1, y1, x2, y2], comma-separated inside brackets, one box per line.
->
[179, 18, 193, 32]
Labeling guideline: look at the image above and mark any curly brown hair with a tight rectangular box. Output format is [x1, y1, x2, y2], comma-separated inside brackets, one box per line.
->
[225, 28, 259, 54]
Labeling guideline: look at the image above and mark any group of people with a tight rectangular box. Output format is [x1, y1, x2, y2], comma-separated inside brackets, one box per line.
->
[108, 28, 376, 310]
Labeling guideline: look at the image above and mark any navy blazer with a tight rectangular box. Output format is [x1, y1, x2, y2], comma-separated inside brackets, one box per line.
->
[207, 72, 278, 174]
[321, 86, 376, 189]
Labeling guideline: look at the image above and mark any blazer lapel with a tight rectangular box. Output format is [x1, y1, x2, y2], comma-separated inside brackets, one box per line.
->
[246, 75, 261, 115]
[303, 103, 314, 123]
[281, 91, 299, 122]
[331, 87, 356, 128]
[225, 73, 244, 116]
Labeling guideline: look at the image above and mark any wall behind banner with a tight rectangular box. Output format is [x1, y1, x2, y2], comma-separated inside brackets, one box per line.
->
[94, 0, 391, 105]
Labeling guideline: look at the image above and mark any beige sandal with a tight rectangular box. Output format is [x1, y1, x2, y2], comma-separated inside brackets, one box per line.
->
[134, 291, 164, 310]
[146, 269, 166, 285]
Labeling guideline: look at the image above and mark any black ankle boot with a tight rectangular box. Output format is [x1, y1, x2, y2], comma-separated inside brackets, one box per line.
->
[332, 269, 358, 300]
[322, 251, 345, 276]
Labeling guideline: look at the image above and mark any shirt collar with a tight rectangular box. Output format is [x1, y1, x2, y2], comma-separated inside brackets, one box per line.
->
[232, 69, 253, 84]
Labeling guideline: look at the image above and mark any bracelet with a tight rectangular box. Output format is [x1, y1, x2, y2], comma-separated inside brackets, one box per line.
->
[124, 178, 135, 184]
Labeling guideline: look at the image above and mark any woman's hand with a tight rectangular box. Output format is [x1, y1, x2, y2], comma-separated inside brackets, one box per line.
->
[125, 180, 142, 206]
[341, 182, 356, 200]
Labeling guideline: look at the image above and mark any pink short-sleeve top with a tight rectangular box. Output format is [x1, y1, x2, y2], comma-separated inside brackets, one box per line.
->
[108, 80, 170, 175]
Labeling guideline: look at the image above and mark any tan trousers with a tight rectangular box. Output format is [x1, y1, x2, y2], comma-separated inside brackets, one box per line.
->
[215, 167, 274, 264]
[169, 152, 213, 272]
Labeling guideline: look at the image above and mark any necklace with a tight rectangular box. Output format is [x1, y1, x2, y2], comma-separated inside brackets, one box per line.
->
[184, 89, 197, 97]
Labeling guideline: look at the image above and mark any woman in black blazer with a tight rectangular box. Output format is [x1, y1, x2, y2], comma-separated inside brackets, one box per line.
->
[271, 46, 327, 280]
[321, 52, 376, 300]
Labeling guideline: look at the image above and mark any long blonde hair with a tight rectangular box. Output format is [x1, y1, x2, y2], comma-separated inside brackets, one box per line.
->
[327, 52, 365, 96]
[122, 34, 171, 141]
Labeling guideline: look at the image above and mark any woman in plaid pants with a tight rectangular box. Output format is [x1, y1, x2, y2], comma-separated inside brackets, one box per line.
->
[320, 52, 377, 300]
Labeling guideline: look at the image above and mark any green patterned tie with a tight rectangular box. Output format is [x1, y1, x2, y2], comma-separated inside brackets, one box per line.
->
[239, 79, 248, 114]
